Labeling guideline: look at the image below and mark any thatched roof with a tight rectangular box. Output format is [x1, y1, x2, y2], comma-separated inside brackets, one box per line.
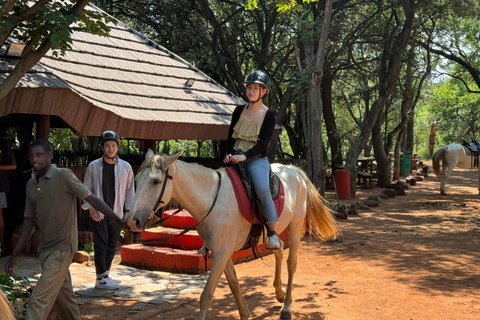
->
[0, 4, 244, 140]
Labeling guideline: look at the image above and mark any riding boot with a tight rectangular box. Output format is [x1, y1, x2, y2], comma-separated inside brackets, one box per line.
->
[265, 222, 280, 250]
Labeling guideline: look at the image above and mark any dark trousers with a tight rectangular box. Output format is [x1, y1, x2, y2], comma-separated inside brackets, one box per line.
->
[90, 216, 122, 278]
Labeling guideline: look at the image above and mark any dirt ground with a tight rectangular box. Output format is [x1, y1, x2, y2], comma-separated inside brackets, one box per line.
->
[79, 164, 480, 320]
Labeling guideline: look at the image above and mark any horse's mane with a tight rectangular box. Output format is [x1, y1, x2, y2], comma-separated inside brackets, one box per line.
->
[138, 153, 216, 176]
[138, 154, 165, 175]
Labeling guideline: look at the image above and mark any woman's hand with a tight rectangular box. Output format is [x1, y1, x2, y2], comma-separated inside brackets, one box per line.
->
[223, 153, 246, 164]
[231, 154, 246, 163]
[223, 154, 232, 164]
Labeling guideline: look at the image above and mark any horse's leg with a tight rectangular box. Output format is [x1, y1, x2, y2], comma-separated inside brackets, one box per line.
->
[272, 243, 286, 303]
[441, 161, 455, 195]
[477, 164, 480, 194]
[279, 225, 302, 320]
[440, 160, 448, 195]
[224, 257, 250, 320]
[198, 248, 232, 320]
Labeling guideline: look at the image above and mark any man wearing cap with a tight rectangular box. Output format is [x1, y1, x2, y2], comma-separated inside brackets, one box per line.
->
[82, 131, 135, 290]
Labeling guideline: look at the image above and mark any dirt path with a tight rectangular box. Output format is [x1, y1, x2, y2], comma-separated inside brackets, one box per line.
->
[80, 165, 480, 320]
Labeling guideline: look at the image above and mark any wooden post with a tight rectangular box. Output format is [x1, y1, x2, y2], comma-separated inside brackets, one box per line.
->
[37, 115, 50, 140]
[144, 139, 156, 153]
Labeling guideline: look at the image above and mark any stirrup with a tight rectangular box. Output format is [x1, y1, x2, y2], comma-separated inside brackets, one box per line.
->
[266, 233, 281, 250]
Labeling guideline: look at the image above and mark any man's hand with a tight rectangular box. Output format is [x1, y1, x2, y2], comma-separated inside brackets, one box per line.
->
[121, 219, 130, 231]
[5, 257, 17, 276]
[90, 208, 101, 222]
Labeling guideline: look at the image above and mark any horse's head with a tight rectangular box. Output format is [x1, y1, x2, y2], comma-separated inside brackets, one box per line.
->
[126, 149, 182, 231]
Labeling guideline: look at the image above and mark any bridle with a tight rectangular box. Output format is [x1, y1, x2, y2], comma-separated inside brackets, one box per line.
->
[151, 168, 173, 217]
[142, 169, 222, 244]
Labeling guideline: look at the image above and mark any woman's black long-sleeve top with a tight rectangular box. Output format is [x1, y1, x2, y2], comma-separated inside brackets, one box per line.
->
[226, 104, 276, 159]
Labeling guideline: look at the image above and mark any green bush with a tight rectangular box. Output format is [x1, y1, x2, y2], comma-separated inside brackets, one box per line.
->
[0, 273, 37, 319]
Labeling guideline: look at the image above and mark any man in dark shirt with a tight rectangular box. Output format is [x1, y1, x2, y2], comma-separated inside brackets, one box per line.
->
[5, 139, 127, 320]
[83, 131, 135, 290]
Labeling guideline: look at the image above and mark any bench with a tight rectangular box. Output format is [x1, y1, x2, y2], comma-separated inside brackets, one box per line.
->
[357, 171, 373, 189]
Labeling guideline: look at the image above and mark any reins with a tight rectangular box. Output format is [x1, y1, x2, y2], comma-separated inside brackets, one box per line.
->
[142, 170, 222, 244]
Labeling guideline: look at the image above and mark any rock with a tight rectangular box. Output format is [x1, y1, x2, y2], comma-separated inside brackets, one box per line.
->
[78, 231, 94, 247]
[368, 195, 381, 202]
[358, 203, 370, 210]
[73, 251, 90, 263]
[422, 165, 429, 176]
[396, 181, 409, 189]
[395, 186, 406, 195]
[349, 202, 360, 215]
[333, 204, 348, 219]
[119, 231, 136, 245]
[362, 199, 379, 207]
[382, 189, 396, 198]
[378, 193, 389, 200]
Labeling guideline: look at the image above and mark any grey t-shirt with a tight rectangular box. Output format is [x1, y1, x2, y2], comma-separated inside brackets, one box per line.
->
[24, 165, 90, 253]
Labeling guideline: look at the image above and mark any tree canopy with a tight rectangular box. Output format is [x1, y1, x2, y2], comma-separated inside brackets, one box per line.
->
[3, 0, 480, 193]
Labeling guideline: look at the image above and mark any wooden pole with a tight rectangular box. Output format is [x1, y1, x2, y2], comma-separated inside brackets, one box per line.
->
[144, 139, 156, 153]
[37, 115, 50, 140]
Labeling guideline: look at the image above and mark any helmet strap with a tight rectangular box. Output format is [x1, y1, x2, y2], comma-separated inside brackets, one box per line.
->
[101, 145, 118, 162]
[247, 86, 267, 104]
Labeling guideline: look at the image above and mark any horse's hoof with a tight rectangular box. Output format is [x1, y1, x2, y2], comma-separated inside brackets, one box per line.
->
[280, 309, 292, 319]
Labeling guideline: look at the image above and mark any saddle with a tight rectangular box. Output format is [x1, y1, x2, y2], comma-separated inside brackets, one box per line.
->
[461, 139, 480, 154]
[225, 162, 285, 258]
[461, 139, 480, 167]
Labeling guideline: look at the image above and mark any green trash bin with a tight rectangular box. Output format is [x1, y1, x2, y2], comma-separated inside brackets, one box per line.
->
[400, 154, 411, 177]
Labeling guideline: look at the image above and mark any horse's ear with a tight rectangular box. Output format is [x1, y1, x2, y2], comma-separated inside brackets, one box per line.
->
[145, 149, 155, 160]
[163, 151, 182, 169]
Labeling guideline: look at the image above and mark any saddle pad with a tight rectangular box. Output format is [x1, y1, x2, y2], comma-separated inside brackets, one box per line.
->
[225, 167, 285, 224]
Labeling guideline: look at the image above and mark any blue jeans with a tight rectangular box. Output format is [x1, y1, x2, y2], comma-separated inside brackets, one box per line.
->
[244, 156, 278, 223]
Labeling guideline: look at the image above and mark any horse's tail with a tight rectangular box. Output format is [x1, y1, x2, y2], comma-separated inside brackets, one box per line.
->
[432, 146, 446, 180]
[292, 166, 339, 240]
[0, 290, 15, 320]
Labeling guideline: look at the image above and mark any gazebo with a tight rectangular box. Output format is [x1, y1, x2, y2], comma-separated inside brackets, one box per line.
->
[0, 4, 250, 254]
[0, 4, 244, 145]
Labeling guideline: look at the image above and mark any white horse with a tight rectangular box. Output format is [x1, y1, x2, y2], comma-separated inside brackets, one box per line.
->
[432, 143, 480, 195]
[126, 150, 339, 320]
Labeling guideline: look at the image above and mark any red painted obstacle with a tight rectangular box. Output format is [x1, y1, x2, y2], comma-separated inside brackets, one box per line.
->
[121, 209, 289, 274]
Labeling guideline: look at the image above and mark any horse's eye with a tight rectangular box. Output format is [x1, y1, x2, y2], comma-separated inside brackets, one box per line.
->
[152, 178, 161, 185]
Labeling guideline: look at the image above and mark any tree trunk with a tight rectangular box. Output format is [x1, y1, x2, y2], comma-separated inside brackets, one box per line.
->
[372, 118, 392, 187]
[322, 69, 343, 168]
[345, 1, 417, 197]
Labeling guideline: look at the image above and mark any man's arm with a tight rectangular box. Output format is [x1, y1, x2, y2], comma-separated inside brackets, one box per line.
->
[85, 193, 127, 227]
[5, 217, 36, 275]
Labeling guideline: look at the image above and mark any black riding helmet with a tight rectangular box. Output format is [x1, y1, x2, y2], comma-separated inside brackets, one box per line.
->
[100, 130, 120, 146]
[244, 70, 271, 93]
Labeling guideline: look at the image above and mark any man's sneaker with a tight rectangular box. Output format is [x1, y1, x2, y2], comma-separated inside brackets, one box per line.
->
[107, 274, 122, 283]
[95, 276, 119, 290]
[267, 234, 281, 250]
